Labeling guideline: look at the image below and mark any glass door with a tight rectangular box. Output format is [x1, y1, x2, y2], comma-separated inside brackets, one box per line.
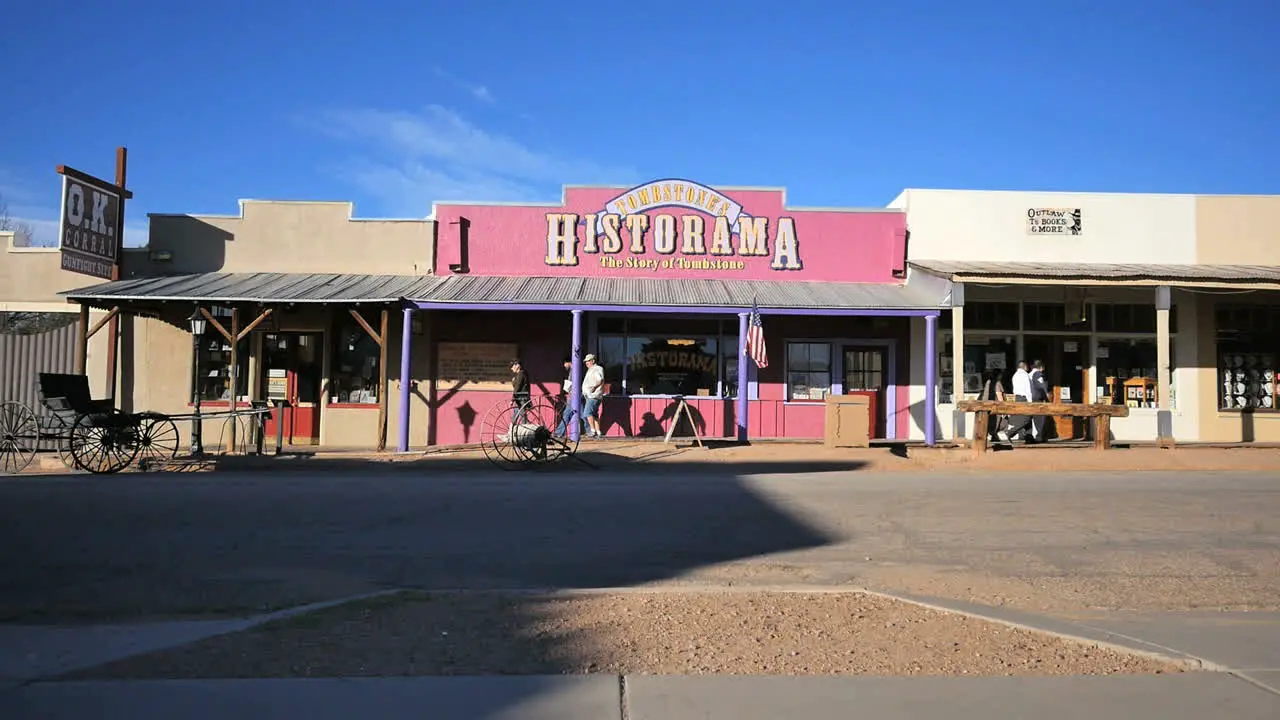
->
[843, 346, 888, 439]
[261, 332, 323, 445]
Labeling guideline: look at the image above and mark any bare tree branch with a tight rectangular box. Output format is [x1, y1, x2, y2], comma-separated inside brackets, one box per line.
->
[0, 193, 37, 247]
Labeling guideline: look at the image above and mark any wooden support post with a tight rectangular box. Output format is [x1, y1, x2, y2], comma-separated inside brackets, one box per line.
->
[377, 308, 389, 451]
[971, 410, 990, 454]
[86, 307, 120, 340]
[74, 304, 90, 375]
[104, 147, 127, 402]
[228, 308, 240, 453]
[235, 308, 274, 341]
[199, 308, 233, 343]
[1094, 415, 1111, 451]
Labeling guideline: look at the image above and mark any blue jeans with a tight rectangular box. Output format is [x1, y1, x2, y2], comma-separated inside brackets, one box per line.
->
[555, 406, 578, 437]
[582, 396, 601, 429]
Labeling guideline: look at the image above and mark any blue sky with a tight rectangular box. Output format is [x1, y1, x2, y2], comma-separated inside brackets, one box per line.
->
[1, 0, 1277, 246]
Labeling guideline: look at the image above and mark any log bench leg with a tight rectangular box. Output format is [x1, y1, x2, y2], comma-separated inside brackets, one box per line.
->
[1093, 415, 1112, 450]
[972, 410, 990, 454]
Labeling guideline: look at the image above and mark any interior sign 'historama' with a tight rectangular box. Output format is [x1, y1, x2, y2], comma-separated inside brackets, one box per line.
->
[543, 179, 803, 272]
[57, 174, 122, 280]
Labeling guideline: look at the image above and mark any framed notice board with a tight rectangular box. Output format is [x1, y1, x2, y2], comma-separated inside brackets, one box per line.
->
[436, 342, 518, 389]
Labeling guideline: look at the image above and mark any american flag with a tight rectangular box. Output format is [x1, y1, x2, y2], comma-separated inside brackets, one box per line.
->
[745, 300, 769, 369]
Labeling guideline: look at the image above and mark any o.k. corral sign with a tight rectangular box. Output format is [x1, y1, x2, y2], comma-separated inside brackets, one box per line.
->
[57, 172, 124, 280]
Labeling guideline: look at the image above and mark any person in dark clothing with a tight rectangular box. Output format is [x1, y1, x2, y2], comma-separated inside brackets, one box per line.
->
[981, 368, 1011, 443]
[510, 359, 530, 426]
[553, 356, 579, 437]
[1028, 359, 1050, 442]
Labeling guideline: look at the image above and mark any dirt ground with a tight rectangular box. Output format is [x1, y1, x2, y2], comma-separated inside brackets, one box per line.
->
[66, 591, 1184, 679]
[24, 436, 1280, 476]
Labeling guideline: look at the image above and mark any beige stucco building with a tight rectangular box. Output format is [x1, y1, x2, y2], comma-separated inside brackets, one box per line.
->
[2, 203, 436, 452]
[894, 189, 1280, 445]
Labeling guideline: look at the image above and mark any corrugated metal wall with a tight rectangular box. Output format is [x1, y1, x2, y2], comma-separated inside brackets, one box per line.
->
[0, 312, 79, 410]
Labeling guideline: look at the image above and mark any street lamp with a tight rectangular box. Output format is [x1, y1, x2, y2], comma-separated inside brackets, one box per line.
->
[188, 308, 207, 455]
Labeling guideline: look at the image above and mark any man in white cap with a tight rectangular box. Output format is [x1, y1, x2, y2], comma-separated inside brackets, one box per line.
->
[581, 353, 605, 438]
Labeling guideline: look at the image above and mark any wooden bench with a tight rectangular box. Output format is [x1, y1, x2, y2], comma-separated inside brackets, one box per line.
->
[956, 400, 1130, 452]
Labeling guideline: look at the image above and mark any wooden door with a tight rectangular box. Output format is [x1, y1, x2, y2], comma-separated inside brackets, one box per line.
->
[843, 346, 888, 439]
[262, 332, 322, 445]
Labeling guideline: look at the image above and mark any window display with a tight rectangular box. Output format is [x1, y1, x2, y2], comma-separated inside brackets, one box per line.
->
[596, 317, 736, 397]
[1095, 338, 1167, 407]
[936, 334, 1015, 403]
[330, 315, 381, 404]
[786, 342, 832, 401]
[1215, 304, 1280, 411]
[193, 336, 250, 402]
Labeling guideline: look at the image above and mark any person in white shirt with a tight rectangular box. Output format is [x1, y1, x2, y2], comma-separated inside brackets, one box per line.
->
[581, 354, 606, 438]
[1007, 361, 1033, 442]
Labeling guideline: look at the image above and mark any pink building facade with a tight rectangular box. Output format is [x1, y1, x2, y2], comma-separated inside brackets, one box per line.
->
[400, 179, 948, 448]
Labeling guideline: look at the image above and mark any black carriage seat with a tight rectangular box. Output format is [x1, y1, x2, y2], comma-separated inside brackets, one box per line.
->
[38, 373, 115, 424]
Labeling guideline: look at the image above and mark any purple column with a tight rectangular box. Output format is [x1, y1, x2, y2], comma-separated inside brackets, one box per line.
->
[924, 313, 938, 446]
[737, 311, 749, 443]
[397, 307, 413, 452]
[570, 309, 583, 442]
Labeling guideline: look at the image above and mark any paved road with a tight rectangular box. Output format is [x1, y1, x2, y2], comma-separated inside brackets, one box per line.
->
[1, 466, 1277, 621]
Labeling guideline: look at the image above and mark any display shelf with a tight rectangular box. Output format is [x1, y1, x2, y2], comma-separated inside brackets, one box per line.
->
[1219, 353, 1277, 410]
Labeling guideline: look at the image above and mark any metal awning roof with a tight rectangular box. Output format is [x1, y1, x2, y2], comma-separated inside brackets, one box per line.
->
[909, 260, 1280, 286]
[60, 273, 440, 304]
[60, 272, 951, 311]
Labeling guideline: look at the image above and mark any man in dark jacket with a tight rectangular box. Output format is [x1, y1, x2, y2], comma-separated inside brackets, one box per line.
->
[510, 359, 530, 426]
[1029, 359, 1050, 442]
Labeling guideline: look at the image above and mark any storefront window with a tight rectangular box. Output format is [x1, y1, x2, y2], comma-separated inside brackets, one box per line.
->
[786, 342, 832, 401]
[723, 335, 740, 399]
[966, 302, 1020, 330]
[595, 317, 733, 397]
[330, 315, 381, 404]
[194, 335, 250, 402]
[1216, 304, 1280, 411]
[1095, 338, 1172, 407]
[625, 336, 720, 396]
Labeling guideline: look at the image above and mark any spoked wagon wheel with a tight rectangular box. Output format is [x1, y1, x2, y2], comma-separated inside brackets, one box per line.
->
[0, 401, 40, 474]
[135, 413, 180, 468]
[69, 409, 142, 475]
[480, 399, 530, 470]
[44, 414, 78, 469]
[521, 396, 580, 463]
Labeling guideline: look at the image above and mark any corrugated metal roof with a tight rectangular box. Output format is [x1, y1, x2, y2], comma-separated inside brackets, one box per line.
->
[412, 275, 948, 309]
[910, 260, 1280, 283]
[60, 272, 949, 310]
[61, 273, 441, 304]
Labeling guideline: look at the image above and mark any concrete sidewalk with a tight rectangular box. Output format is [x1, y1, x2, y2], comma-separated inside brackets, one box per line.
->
[2, 674, 1277, 719]
[2, 593, 1279, 719]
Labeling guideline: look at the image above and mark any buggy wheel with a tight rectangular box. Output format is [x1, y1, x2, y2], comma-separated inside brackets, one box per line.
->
[45, 415, 77, 469]
[0, 401, 40, 474]
[518, 396, 578, 463]
[69, 409, 141, 475]
[135, 413, 180, 468]
[479, 399, 531, 470]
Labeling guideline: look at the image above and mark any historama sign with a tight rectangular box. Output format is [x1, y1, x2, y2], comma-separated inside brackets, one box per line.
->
[57, 169, 127, 280]
[431, 179, 909, 283]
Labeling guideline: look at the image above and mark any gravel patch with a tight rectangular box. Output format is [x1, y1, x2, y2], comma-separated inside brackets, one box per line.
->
[67, 591, 1185, 679]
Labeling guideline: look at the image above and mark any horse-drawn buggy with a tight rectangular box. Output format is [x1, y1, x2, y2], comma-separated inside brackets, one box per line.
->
[0, 372, 269, 475]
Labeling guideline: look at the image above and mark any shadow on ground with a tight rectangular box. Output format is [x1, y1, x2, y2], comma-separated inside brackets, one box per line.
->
[0, 450, 867, 715]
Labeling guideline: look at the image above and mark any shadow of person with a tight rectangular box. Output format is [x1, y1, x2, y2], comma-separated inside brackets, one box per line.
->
[599, 395, 634, 438]
[456, 401, 477, 444]
[638, 411, 664, 437]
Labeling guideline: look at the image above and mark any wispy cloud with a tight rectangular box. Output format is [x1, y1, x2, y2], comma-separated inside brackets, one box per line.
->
[305, 105, 637, 216]
[0, 167, 148, 248]
[431, 66, 497, 105]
